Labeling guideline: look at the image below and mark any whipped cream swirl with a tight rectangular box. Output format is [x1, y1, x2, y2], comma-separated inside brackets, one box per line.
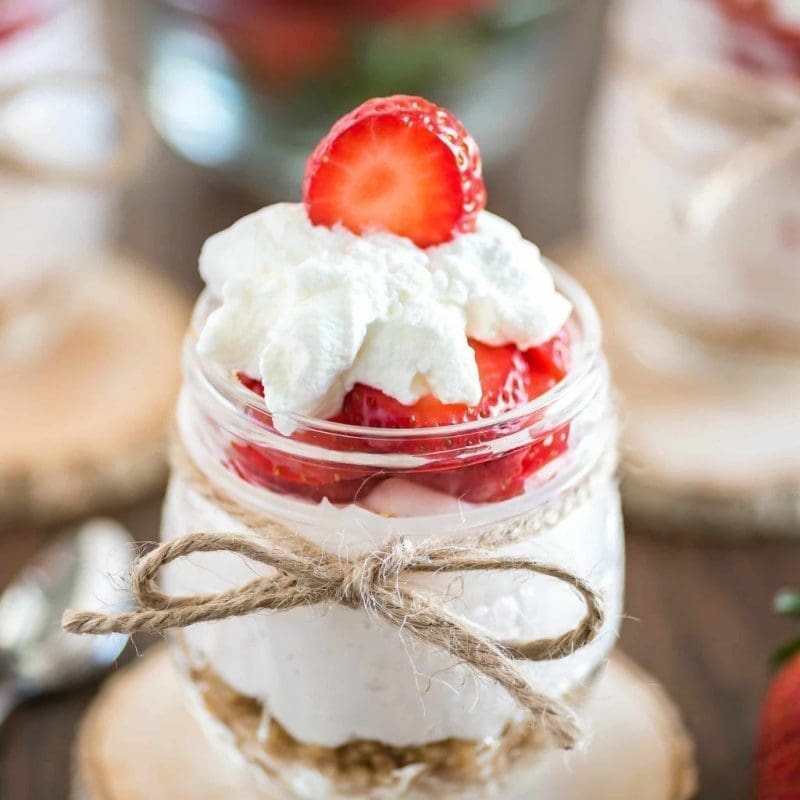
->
[198, 203, 571, 425]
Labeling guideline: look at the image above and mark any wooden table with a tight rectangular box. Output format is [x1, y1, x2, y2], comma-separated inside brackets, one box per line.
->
[2, 2, 800, 798]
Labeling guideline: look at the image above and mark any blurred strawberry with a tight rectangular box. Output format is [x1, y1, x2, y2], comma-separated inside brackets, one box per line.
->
[234, 330, 571, 504]
[219, 6, 348, 87]
[0, 0, 54, 43]
[756, 589, 800, 800]
[713, 0, 800, 74]
[165, 0, 348, 87]
[304, 95, 485, 247]
[346, 0, 501, 23]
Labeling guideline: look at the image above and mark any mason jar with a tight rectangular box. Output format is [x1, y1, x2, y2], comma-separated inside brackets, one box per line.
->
[0, 0, 149, 360]
[159, 262, 623, 800]
[585, 0, 800, 346]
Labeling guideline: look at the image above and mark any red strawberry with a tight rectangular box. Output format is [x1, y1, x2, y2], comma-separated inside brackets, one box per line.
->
[337, 339, 557, 429]
[228, 440, 378, 503]
[303, 95, 486, 248]
[716, 0, 800, 40]
[714, 0, 800, 73]
[526, 325, 571, 382]
[756, 590, 800, 800]
[232, 331, 571, 504]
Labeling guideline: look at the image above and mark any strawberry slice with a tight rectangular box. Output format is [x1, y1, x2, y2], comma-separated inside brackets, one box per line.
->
[337, 339, 556, 429]
[525, 325, 571, 382]
[756, 590, 800, 800]
[303, 95, 486, 248]
[231, 331, 571, 504]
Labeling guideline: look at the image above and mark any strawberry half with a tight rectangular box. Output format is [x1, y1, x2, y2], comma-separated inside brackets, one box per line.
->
[756, 589, 800, 800]
[303, 95, 486, 248]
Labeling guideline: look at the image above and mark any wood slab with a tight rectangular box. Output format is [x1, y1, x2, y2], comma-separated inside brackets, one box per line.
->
[552, 242, 800, 538]
[72, 645, 697, 800]
[0, 254, 189, 523]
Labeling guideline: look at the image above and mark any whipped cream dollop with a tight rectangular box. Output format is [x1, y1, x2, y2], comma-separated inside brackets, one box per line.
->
[198, 203, 571, 423]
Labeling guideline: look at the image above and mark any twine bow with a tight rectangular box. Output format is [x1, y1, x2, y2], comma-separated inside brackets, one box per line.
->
[63, 442, 610, 750]
[635, 62, 800, 232]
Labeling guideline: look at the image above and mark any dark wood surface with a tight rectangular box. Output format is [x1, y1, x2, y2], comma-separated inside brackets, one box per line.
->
[2, 2, 800, 799]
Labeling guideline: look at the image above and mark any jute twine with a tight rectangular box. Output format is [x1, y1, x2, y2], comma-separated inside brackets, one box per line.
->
[638, 63, 800, 232]
[63, 439, 615, 750]
[612, 46, 800, 233]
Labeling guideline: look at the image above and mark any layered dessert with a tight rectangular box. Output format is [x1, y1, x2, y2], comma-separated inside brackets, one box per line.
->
[0, 0, 115, 359]
[163, 96, 622, 798]
[585, 0, 800, 343]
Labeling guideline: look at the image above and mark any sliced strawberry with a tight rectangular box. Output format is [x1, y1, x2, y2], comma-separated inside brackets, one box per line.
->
[303, 95, 486, 248]
[525, 326, 571, 383]
[412, 426, 570, 503]
[231, 330, 571, 504]
[337, 340, 554, 429]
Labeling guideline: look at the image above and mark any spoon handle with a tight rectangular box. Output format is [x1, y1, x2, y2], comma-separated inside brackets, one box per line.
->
[0, 677, 19, 728]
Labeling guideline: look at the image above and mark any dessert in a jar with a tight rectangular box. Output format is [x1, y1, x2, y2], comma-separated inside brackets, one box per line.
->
[585, 0, 800, 342]
[580, 0, 800, 533]
[160, 96, 622, 798]
[0, 0, 119, 360]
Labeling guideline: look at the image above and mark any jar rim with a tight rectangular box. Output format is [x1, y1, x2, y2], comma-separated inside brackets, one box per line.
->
[184, 260, 605, 443]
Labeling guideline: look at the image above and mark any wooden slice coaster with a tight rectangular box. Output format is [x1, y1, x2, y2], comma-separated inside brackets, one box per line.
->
[0, 254, 189, 523]
[72, 645, 697, 800]
[551, 241, 800, 539]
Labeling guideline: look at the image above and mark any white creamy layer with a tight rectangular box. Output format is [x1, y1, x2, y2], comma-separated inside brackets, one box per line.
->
[586, 0, 800, 334]
[161, 447, 623, 749]
[197, 203, 571, 425]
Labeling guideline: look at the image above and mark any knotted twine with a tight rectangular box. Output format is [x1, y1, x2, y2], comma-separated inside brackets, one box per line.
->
[613, 45, 800, 234]
[63, 439, 613, 750]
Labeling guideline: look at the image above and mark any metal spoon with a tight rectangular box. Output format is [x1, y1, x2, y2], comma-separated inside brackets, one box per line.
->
[0, 518, 135, 726]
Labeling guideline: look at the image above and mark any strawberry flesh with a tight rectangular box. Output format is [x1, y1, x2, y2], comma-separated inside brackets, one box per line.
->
[230, 331, 571, 504]
[303, 95, 486, 248]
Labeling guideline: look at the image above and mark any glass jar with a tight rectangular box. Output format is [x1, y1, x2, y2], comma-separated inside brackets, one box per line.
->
[160, 264, 623, 799]
[585, 0, 800, 346]
[139, 0, 572, 199]
[0, 1, 148, 361]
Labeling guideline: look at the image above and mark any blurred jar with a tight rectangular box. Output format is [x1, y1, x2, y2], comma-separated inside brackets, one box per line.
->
[141, 0, 571, 198]
[0, 0, 147, 361]
[585, 0, 800, 347]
